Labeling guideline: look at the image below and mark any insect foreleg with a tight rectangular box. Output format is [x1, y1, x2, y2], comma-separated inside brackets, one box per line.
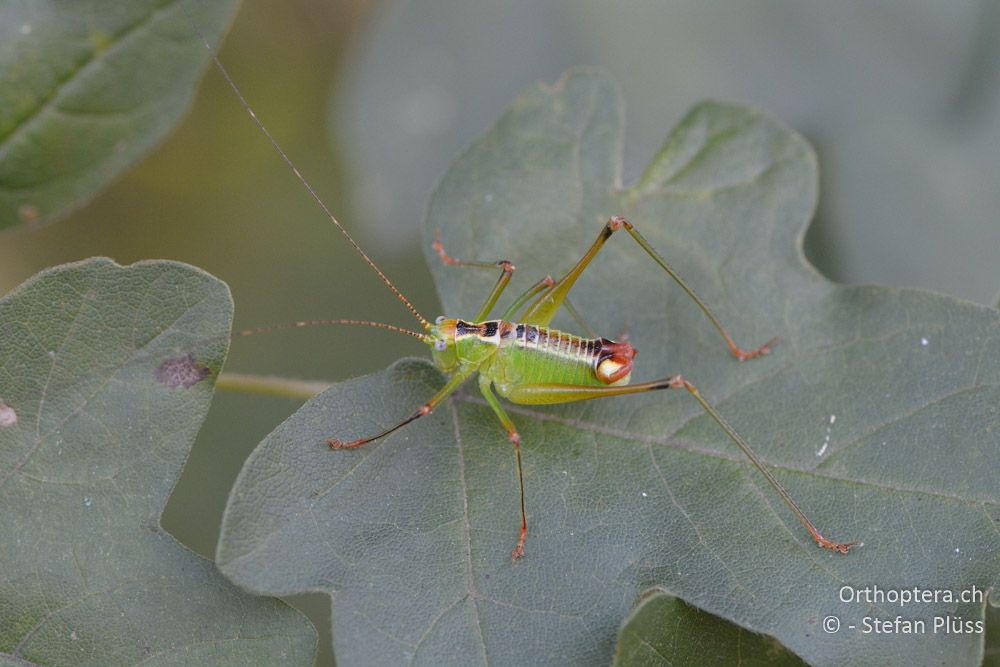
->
[504, 377, 858, 554]
[434, 232, 594, 335]
[433, 229, 515, 321]
[328, 369, 472, 449]
[478, 375, 529, 561]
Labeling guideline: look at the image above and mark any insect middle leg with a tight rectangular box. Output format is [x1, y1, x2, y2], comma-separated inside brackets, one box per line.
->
[435, 229, 595, 333]
[478, 375, 529, 561]
[519, 217, 777, 361]
[504, 378, 858, 554]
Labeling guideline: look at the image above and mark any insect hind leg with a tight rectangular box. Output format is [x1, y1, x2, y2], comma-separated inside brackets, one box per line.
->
[504, 376, 858, 554]
[612, 217, 777, 361]
[519, 216, 776, 359]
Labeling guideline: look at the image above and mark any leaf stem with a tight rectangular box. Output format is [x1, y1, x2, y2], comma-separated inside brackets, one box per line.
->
[216, 372, 330, 399]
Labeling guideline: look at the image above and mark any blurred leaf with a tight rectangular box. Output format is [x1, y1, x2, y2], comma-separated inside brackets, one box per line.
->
[0, 258, 315, 665]
[340, 0, 1000, 304]
[217, 72, 999, 665]
[613, 588, 805, 666]
[0, 0, 238, 230]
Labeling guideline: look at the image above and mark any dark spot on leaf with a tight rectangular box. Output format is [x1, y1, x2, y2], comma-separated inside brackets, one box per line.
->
[0, 401, 16, 427]
[155, 354, 211, 389]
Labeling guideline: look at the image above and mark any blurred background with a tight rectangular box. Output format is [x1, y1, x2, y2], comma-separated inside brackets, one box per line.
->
[2, 1, 999, 662]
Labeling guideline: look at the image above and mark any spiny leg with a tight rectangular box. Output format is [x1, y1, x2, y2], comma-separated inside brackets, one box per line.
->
[505, 378, 858, 554]
[328, 369, 472, 449]
[479, 375, 529, 560]
[436, 229, 598, 336]
[669, 377, 857, 553]
[434, 229, 516, 321]
[519, 217, 776, 361]
[518, 221, 615, 326]
[495, 273, 597, 337]
[614, 218, 776, 360]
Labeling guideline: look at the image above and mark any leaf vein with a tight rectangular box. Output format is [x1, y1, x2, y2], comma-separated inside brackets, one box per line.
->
[0, 1, 177, 152]
[448, 398, 489, 665]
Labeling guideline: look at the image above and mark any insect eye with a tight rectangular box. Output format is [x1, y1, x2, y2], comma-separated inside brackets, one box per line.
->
[435, 315, 446, 324]
[434, 340, 447, 351]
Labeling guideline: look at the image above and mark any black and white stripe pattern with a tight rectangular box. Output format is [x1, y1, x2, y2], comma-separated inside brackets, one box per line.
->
[453, 320, 604, 365]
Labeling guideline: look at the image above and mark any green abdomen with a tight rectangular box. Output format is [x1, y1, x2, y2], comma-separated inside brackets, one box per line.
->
[485, 322, 605, 397]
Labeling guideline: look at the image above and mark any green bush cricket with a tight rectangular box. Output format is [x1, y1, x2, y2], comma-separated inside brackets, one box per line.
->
[194, 20, 859, 562]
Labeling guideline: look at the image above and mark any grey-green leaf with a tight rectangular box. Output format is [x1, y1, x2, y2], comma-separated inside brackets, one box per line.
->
[613, 588, 805, 666]
[0, 259, 315, 665]
[0, 0, 238, 230]
[217, 71, 1000, 666]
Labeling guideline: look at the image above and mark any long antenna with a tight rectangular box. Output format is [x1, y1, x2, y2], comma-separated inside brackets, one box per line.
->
[233, 319, 428, 341]
[183, 6, 431, 329]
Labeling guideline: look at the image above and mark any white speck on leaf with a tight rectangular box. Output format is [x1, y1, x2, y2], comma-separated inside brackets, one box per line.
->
[70, 630, 78, 640]
[20, 24, 32, 35]
[920, 337, 929, 346]
[485, 193, 493, 203]
[817, 414, 835, 456]
[641, 492, 648, 497]
[83, 496, 92, 508]
[0, 401, 16, 427]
